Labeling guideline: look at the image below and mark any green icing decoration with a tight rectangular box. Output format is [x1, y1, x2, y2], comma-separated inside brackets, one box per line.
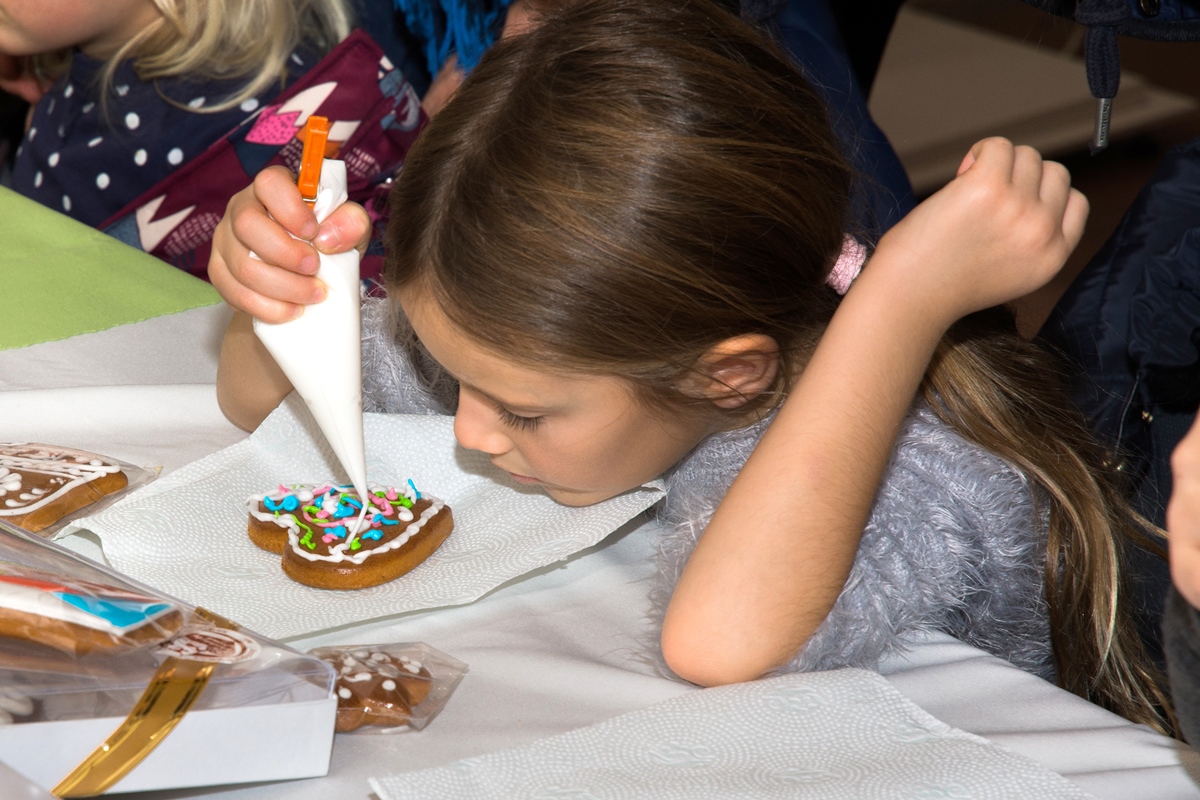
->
[300, 531, 316, 551]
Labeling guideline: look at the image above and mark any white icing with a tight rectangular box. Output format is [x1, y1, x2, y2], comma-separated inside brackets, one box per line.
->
[0, 444, 121, 517]
[381, 679, 396, 692]
[286, 495, 445, 565]
[337, 687, 352, 699]
[246, 482, 419, 538]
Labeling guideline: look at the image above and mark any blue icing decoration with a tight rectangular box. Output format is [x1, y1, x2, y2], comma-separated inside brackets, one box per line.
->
[55, 593, 170, 631]
[265, 494, 299, 512]
[408, 478, 421, 499]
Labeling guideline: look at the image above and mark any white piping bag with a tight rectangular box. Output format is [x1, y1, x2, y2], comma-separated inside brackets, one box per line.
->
[252, 158, 369, 503]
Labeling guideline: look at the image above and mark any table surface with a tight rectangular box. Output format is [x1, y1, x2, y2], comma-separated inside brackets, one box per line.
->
[3, 303, 1200, 799]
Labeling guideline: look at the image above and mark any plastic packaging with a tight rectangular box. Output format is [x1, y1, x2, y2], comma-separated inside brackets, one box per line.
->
[309, 642, 468, 733]
[0, 519, 337, 795]
[0, 442, 158, 537]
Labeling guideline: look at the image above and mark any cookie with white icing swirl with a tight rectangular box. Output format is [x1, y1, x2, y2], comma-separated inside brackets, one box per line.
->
[0, 443, 128, 533]
[246, 483, 453, 590]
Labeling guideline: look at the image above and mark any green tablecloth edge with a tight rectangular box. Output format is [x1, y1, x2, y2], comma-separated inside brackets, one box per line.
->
[1, 186, 222, 351]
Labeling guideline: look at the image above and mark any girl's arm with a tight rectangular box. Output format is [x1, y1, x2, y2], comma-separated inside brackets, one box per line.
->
[661, 139, 1089, 686]
[210, 165, 372, 430]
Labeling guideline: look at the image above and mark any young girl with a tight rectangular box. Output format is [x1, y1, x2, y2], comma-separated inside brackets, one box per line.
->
[210, 0, 1170, 732]
[3, 0, 352, 226]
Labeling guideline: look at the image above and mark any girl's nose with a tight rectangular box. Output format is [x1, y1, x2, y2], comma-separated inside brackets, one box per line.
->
[453, 388, 513, 456]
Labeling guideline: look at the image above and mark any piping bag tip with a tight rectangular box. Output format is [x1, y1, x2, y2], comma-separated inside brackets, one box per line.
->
[253, 156, 369, 504]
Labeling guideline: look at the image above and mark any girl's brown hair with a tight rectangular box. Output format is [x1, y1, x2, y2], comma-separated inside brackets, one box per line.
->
[385, 0, 1172, 732]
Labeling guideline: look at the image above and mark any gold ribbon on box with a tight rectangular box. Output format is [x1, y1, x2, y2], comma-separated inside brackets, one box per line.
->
[52, 608, 239, 798]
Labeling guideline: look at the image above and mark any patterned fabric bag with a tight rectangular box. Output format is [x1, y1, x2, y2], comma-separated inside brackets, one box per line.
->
[101, 29, 426, 285]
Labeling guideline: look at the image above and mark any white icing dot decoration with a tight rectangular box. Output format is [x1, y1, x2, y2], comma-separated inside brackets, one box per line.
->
[96, 173, 110, 190]
[167, 147, 183, 165]
[47, 99, 55, 115]
[291, 53, 304, 65]
[116, 84, 129, 96]
[187, 96, 206, 109]
[134, 149, 147, 166]
[27, 127, 36, 141]
[63, 84, 74, 98]
[62, 195, 71, 212]
[82, 102, 94, 114]
[240, 98, 259, 113]
[47, 152, 60, 168]
[87, 136, 103, 148]
[125, 112, 140, 130]
[33, 171, 42, 188]
[56, 124, 65, 138]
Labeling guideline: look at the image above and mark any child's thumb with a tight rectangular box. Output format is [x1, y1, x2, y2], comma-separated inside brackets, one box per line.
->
[313, 202, 371, 256]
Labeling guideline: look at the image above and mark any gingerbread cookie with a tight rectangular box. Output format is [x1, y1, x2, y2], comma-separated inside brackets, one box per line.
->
[247, 482, 453, 590]
[320, 648, 433, 732]
[0, 568, 183, 655]
[0, 443, 129, 533]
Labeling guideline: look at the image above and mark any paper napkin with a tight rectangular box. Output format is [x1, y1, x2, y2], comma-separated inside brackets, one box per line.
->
[370, 668, 1094, 800]
[65, 395, 664, 639]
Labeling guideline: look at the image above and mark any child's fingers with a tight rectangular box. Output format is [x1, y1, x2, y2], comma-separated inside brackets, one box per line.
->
[963, 137, 1016, 181]
[314, 202, 372, 256]
[1061, 189, 1089, 251]
[253, 166, 318, 241]
[227, 184, 320, 278]
[1010, 145, 1045, 195]
[209, 254, 305, 324]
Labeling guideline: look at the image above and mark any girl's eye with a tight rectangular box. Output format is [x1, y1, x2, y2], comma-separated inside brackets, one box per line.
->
[497, 406, 543, 432]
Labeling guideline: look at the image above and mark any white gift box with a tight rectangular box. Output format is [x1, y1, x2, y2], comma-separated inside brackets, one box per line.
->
[0, 521, 337, 795]
[0, 671, 336, 794]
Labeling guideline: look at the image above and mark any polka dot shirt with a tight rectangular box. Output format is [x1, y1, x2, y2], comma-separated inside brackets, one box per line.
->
[12, 51, 302, 227]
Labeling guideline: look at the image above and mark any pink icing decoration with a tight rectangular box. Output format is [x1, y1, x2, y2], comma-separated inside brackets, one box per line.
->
[246, 107, 302, 146]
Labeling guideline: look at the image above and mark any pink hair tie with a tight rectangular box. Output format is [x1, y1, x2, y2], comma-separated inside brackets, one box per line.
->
[826, 235, 868, 295]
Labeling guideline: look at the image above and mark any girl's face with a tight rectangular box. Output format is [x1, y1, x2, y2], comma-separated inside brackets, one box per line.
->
[0, 0, 162, 58]
[399, 286, 717, 507]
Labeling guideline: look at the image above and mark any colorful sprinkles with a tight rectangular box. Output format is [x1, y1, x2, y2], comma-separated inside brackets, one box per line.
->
[253, 483, 422, 550]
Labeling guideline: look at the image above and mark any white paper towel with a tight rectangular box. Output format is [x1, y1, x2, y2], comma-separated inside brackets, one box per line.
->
[64, 395, 664, 639]
[370, 668, 1095, 800]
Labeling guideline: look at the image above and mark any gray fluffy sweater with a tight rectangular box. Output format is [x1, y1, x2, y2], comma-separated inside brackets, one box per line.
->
[360, 300, 1054, 681]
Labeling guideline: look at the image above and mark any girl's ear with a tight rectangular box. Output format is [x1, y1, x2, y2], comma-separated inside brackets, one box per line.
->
[685, 334, 780, 409]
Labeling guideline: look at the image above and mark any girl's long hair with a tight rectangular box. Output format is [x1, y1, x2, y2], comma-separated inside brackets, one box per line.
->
[31, 0, 352, 113]
[385, 0, 1172, 732]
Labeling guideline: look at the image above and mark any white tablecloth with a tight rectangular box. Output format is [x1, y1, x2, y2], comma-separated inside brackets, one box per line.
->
[2, 306, 1199, 799]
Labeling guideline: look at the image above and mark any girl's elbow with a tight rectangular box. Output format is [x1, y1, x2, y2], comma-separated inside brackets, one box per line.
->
[660, 625, 784, 688]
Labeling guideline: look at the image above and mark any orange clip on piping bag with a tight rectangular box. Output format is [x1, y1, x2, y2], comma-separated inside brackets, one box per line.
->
[251, 157, 369, 504]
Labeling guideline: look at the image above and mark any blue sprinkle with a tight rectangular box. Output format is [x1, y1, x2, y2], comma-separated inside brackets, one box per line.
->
[407, 479, 421, 500]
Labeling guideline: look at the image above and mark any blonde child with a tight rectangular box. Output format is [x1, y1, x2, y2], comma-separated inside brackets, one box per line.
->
[2, 0, 352, 225]
[210, 0, 1170, 732]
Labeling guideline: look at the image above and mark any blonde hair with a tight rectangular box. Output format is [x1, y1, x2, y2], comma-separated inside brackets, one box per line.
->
[385, 0, 1174, 733]
[32, 0, 353, 113]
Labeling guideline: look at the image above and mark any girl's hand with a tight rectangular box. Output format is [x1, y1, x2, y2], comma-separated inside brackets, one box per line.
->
[1169, 418, 1200, 610]
[872, 137, 1088, 330]
[208, 165, 372, 323]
